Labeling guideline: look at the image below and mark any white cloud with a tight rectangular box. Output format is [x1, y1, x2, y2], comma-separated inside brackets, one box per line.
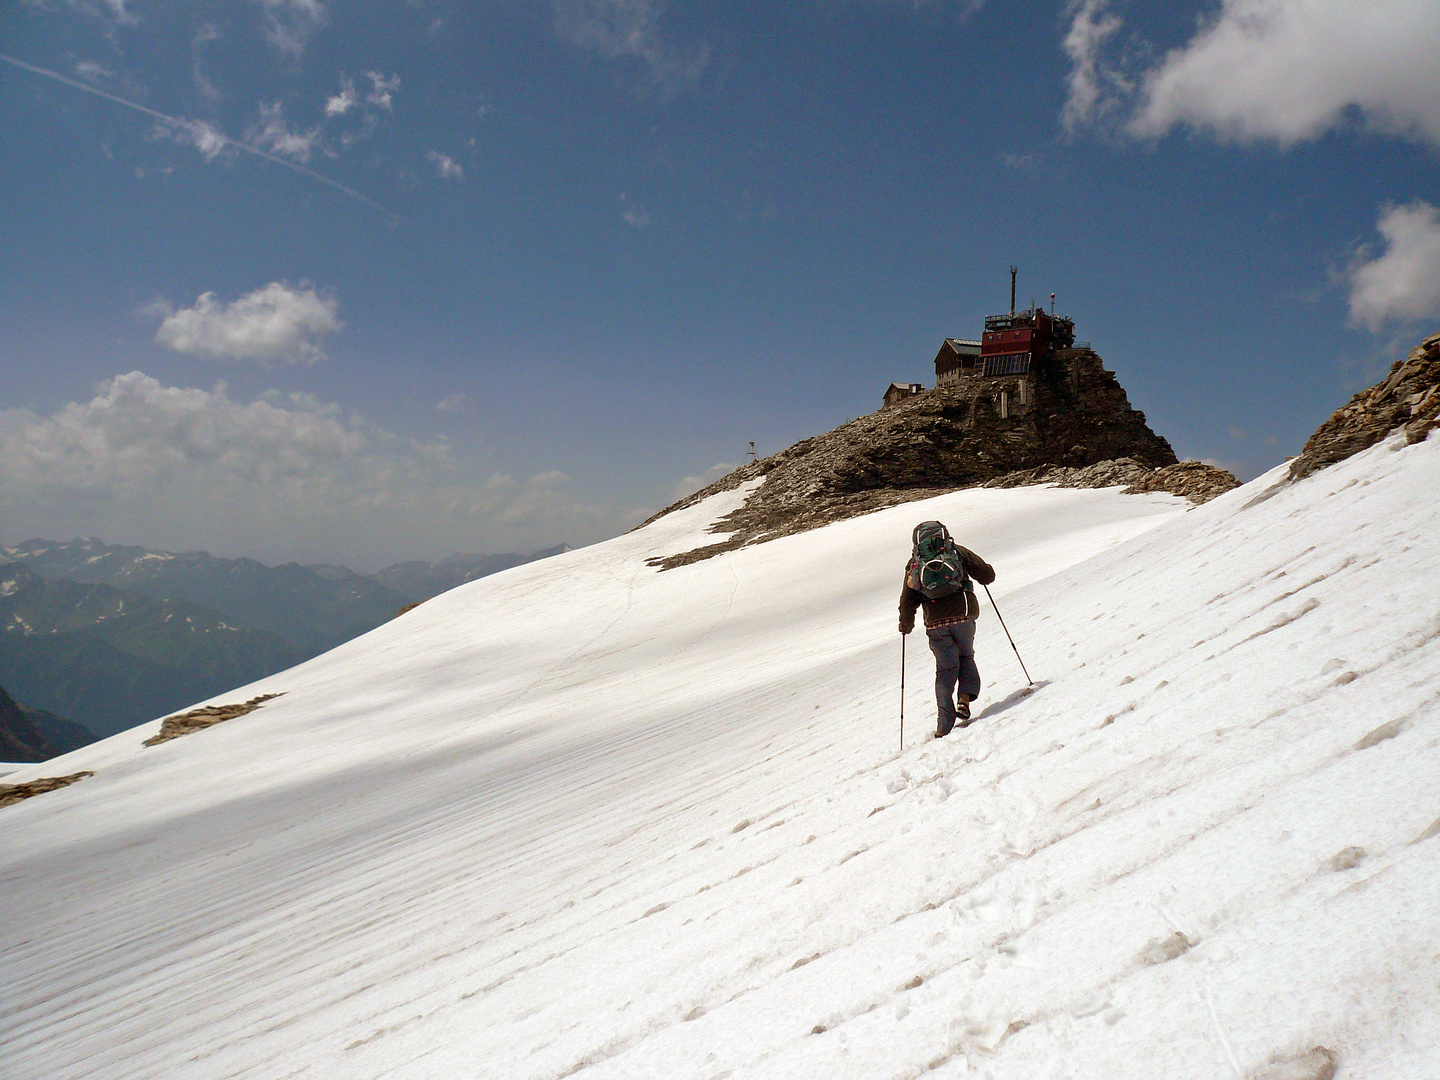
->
[436, 394, 474, 413]
[70, 57, 146, 100]
[668, 463, 735, 503]
[365, 71, 401, 110]
[0, 374, 603, 565]
[257, 0, 328, 59]
[619, 191, 649, 227]
[61, 0, 137, 27]
[323, 73, 400, 146]
[2, 54, 397, 218]
[147, 283, 342, 364]
[74, 60, 112, 84]
[427, 151, 464, 180]
[247, 101, 322, 163]
[554, 0, 708, 91]
[192, 23, 222, 103]
[0, 374, 363, 491]
[153, 117, 231, 162]
[98, 0, 134, 22]
[1348, 201, 1440, 331]
[1063, 0, 1440, 148]
[1059, 0, 1125, 134]
[325, 75, 358, 116]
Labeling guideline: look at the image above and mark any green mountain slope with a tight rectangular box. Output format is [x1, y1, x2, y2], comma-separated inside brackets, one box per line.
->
[0, 563, 305, 739]
[0, 681, 97, 762]
[0, 682, 52, 762]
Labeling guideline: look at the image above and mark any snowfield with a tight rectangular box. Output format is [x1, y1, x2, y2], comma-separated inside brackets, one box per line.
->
[3, 432, 1438, 1080]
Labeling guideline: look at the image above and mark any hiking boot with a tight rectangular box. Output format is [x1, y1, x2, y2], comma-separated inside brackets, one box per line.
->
[935, 714, 955, 738]
[955, 700, 973, 728]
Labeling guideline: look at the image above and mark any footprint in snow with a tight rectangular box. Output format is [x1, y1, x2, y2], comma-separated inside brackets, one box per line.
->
[1354, 717, 1408, 750]
[1252, 1046, 1337, 1080]
[1068, 987, 1111, 1018]
[1135, 931, 1195, 966]
[1321, 846, 1365, 872]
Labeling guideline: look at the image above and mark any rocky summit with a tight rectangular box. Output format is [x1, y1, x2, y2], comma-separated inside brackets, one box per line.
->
[646, 347, 1237, 569]
[1289, 330, 1440, 481]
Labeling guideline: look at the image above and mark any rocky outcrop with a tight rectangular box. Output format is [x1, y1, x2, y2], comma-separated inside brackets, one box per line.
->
[144, 693, 283, 747]
[983, 458, 1239, 504]
[1289, 330, 1440, 480]
[643, 349, 1222, 569]
[0, 771, 94, 809]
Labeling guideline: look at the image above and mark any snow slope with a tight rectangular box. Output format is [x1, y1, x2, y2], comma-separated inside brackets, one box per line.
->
[3, 432, 1438, 1080]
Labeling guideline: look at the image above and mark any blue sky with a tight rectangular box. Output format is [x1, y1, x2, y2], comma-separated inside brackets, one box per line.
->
[2, 0, 1438, 568]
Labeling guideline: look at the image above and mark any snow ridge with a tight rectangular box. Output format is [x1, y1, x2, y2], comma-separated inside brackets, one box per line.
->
[1, 439, 1437, 1079]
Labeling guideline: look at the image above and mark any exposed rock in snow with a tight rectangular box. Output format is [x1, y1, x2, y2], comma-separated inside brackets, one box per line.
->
[642, 351, 1181, 564]
[0, 769, 94, 809]
[142, 693, 284, 747]
[984, 457, 1239, 504]
[645, 454, 1236, 570]
[1289, 328, 1440, 480]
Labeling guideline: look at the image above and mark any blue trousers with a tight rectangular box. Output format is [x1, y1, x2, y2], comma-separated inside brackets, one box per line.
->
[927, 620, 980, 730]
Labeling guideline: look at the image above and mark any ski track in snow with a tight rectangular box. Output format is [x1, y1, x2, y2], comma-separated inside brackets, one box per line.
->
[3, 441, 1439, 1079]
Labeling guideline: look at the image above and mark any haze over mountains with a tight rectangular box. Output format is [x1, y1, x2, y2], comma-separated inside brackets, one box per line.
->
[0, 538, 569, 744]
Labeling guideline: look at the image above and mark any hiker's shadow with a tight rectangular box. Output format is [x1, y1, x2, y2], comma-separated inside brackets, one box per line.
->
[974, 680, 1051, 722]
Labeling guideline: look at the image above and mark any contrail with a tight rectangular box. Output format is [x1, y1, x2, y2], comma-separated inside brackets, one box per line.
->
[0, 52, 404, 223]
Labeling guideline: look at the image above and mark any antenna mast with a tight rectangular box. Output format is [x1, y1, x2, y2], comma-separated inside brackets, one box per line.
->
[1009, 266, 1017, 316]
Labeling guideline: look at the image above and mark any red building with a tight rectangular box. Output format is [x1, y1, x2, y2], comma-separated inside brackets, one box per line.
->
[979, 307, 1070, 376]
[934, 271, 1078, 387]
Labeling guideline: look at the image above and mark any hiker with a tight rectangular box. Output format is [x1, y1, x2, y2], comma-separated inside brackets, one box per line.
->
[898, 521, 996, 738]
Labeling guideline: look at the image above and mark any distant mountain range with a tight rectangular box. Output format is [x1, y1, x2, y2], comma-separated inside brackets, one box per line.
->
[370, 547, 570, 604]
[0, 537, 570, 749]
[5, 538, 413, 655]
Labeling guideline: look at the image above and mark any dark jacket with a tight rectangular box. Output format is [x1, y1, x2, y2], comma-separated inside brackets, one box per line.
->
[899, 545, 995, 633]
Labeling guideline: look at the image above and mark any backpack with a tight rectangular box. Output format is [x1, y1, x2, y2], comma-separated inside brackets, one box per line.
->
[906, 521, 972, 600]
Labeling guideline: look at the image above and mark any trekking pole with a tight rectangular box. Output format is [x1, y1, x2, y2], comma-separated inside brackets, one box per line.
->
[983, 583, 1033, 686]
[899, 633, 906, 752]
